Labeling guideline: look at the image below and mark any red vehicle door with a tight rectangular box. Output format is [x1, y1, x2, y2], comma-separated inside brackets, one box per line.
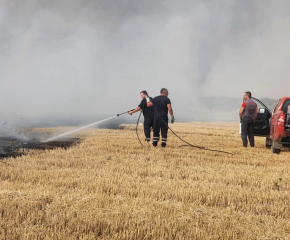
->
[270, 99, 282, 141]
[271, 98, 290, 142]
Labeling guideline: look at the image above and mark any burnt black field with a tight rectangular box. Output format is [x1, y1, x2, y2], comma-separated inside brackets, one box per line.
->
[0, 137, 80, 159]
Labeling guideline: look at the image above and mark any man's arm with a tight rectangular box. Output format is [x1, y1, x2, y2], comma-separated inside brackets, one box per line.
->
[128, 107, 141, 115]
[239, 101, 245, 122]
[167, 104, 173, 116]
[147, 102, 153, 107]
[147, 96, 153, 107]
[239, 107, 245, 122]
[167, 104, 175, 123]
[254, 106, 258, 122]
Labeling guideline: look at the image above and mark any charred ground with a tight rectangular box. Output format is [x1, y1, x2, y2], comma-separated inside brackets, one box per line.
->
[0, 137, 80, 159]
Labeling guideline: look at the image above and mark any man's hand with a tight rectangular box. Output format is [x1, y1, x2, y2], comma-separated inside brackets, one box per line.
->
[146, 95, 150, 103]
[171, 115, 175, 124]
[254, 106, 258, 124]
[239, 107, 245, 120]
[128, 107, 141, 115]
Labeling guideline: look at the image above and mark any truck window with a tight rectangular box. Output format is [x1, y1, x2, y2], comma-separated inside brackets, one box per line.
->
[272, 100, 281, 114]
[282, 100, 290, 113]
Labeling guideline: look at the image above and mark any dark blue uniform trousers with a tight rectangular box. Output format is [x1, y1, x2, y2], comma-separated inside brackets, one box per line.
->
[153, 117, 168, 146]
[241, 116, 255, 147]
[144, 117, 154, 141]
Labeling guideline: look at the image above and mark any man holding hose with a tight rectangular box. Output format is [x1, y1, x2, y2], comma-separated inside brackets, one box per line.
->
[128, 91, 154, 142]
[147, 88, 175, 147]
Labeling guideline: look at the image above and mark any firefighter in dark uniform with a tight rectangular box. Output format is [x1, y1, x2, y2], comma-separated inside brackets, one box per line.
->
[147, 88, 175, 147]
[239, 91, 258, 147]
[128, 91, 154, 142]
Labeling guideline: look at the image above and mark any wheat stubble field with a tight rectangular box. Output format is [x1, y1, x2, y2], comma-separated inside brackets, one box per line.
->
[1, 122, 290, 239]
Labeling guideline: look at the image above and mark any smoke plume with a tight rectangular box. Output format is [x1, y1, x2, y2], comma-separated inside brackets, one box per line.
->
[1, 0, 290, 127]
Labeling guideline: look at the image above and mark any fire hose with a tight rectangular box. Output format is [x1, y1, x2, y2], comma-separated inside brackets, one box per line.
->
[134, 95, 234, 155]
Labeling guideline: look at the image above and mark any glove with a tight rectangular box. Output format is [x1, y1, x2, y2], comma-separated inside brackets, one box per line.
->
[146, 95, 150, 103]
[171, 115, 175, 124]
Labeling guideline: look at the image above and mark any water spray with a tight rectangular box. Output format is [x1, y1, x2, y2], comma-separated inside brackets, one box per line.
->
[43, 109, 134, 143]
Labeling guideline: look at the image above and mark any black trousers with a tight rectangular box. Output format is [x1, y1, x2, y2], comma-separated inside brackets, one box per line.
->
[241, 117, 255, 147]
[153, 117, 168, 146]
[144, 117, 154, 141]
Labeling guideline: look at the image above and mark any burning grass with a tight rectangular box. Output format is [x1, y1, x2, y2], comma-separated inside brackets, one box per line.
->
[1, 122, 290, 239]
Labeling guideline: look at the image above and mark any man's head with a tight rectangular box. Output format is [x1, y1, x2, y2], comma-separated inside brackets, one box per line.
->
[140, 90, 148, 99]
[244, 91, 252, 100]
[160, 88, 168, 97]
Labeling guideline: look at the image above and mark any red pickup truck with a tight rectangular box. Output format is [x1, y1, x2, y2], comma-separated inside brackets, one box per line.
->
[253, 97, 290, 154]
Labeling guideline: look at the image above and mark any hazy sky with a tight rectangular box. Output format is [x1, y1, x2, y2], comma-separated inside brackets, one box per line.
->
[1, 0, 290, 123]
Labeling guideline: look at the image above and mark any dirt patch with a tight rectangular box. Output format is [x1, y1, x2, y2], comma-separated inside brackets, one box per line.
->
[0, 137, 80, 159]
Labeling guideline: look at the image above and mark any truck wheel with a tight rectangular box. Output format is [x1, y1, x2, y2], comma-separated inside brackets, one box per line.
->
[265, 137, 272, 149]
[272, 140, 281, 154]
[272, 147, 281, 154]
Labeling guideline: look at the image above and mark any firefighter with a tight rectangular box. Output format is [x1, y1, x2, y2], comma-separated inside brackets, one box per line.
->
[128, 91, 154, 142]
[147, 88, 174, 147]
[239, 91, 258, 147]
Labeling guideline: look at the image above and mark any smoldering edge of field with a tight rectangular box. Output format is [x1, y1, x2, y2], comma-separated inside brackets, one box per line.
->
[8, 96, 277, 129]
[0, 96, 278, 160]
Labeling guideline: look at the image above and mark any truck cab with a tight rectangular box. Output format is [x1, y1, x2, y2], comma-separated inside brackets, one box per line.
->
[253, 97, 290, 154]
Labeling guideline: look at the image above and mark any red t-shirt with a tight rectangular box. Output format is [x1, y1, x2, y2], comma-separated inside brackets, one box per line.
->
[241, 102, 246, 108]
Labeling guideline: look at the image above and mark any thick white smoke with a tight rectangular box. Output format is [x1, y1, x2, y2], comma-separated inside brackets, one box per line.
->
[1, 0, 290, 127]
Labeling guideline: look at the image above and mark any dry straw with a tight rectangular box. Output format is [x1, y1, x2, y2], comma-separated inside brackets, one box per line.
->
[1, 122, 290, 239]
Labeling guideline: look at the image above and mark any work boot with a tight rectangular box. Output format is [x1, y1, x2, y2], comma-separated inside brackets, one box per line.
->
[161, 142, 167, 147]
[152, 142, 157, 147]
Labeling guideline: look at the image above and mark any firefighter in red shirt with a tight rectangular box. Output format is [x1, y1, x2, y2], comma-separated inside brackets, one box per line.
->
[239, 91, 258, 147]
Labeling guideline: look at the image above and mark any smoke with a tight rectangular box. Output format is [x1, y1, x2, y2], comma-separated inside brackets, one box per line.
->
[1, 0, 290, 127]
[0, 121, 28, 141]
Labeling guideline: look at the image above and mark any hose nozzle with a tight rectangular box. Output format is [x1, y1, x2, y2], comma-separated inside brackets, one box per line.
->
[117, 109, 135, 117]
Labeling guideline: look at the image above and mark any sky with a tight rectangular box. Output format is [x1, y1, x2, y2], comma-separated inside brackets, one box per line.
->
[1, 0, 290, 124]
